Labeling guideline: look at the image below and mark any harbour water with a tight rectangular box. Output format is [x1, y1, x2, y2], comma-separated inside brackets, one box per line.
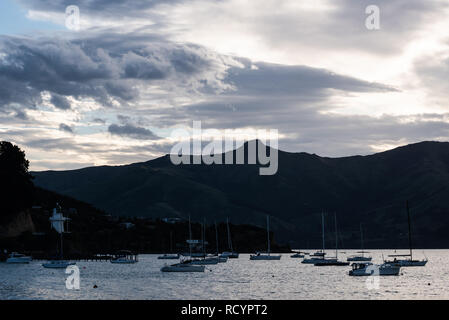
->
[0, 250, 447, 300]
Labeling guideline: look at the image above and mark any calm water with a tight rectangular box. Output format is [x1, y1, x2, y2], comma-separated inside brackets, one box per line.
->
[0, 250, 447, 300]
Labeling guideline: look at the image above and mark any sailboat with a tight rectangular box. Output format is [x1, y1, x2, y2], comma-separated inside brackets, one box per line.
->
[302, 213, 335, 264]
[384, 201, 428, 267]
[42, 204, 76, 269]
[314, 213, 349, 266]
[161, 215, 205, 272]
[158, 231, 180, 259]
[189, 219, 219, 265]
[220, 217, 239, 258]
[214, 222, 228, 263]
[347, 223, 372, 262]
[250, 215, 281, 260]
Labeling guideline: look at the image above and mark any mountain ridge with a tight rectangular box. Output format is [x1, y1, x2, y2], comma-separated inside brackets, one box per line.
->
[32, 140, 449, 248]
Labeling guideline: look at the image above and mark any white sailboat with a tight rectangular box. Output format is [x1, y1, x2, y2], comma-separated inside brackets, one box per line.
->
[158, 231, 179, 259]
[42, 204, 76, 269]
[384, 201, 428, 267]
[314, 213, 349, 266]
[214, 222, 228, 263]
[347, 223, 372, 262]
[160, 215, 207, 272]
[302, 213, 335, 264]
[250, 215, 281, 260]
[6, 252, 32, 264]
[220, 217, 239, 258]
[160, 259, 206, 272]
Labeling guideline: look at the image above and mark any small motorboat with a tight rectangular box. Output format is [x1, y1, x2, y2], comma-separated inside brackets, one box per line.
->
[347, 254, 372, 262]
[250, 252, 281, 260]
[220, 251, 239, 259]
[6, 252, 32, 264]
[110, 250, 138, 264]
[188, 257, 219, 265]
[218, 256, 228, 263]
[42, 260, 76, 269]
[349, 262, 401, 276]
[157, 254, 180, 260]
[290, 252, 304, 258]
[314, 259, 349, 266]
[160, 260, 206, 272]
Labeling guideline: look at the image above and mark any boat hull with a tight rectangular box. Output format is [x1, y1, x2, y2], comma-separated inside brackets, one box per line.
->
[314, 261, 349, 266]
[110, 259, 138, 264]
[221, 252, 239, 259]
[189, 258, 219, 265]
[157, 255, 180, 260]
[160, 264, 205, 272]
[42, 261, 76, 269]
[290, 254, 304, 258]
[347, 256, 372, 262]
[349, 264, 401, 276]
[250, 255, 281, 260]
[385, 259, 427, 267]
[6, 257, 32, 264]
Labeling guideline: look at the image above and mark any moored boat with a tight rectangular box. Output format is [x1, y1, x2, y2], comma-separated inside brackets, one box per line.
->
[6, 252, 32, 264]
[349, 262, 400, 276]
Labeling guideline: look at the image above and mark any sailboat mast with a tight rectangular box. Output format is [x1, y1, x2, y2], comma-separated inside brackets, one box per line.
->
[334, 213, 338, 259]
[406, 201, 413, 260]
[215, 222, 219, 255]
[267, 215, 270, 255]
[188, 215, 192, 257]
[321, 212, 325, 254]
[360, 223, 364, 257]
[227, 217, 233, 252]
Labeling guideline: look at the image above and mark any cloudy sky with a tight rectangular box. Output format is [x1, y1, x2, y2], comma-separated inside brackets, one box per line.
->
[1, 0, 449, 170]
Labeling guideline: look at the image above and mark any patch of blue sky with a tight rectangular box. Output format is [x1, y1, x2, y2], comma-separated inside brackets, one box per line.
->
[0, 0, 64, 36]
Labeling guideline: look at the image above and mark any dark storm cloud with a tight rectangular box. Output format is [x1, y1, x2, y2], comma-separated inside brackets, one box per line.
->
[51, 94, 71, 110]
[0, 33, 232, 112]
[108, 123, 160, 140]
[17, 0, 188, 18]
[59, 123, 74, 133]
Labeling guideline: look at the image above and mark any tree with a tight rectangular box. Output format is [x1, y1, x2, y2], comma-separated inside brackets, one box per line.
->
[0, 141, 34, 222]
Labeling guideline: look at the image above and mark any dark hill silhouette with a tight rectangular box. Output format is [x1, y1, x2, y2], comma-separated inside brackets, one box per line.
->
[32, 140, 449, 248]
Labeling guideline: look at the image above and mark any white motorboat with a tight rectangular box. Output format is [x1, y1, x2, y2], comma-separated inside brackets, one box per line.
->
[250, 252, 281, 260]
[250, 216, 281, 260]
[220, 251, 239, 259]
[218, 256, 228, 263]
[42, 260, 76, 269]
[384, 201, 428, 267]
[290, 252, 305, 258]
[188, 257, 219, 265]
[160, 262, 205, 272]
[157, 254, 180, 260]
[347, 223, 372, 262]
[6, 252, 32, 264]
[42, 204, 75, 269]
[110, 250, 138, 264]
[349, 262, 401, 276]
